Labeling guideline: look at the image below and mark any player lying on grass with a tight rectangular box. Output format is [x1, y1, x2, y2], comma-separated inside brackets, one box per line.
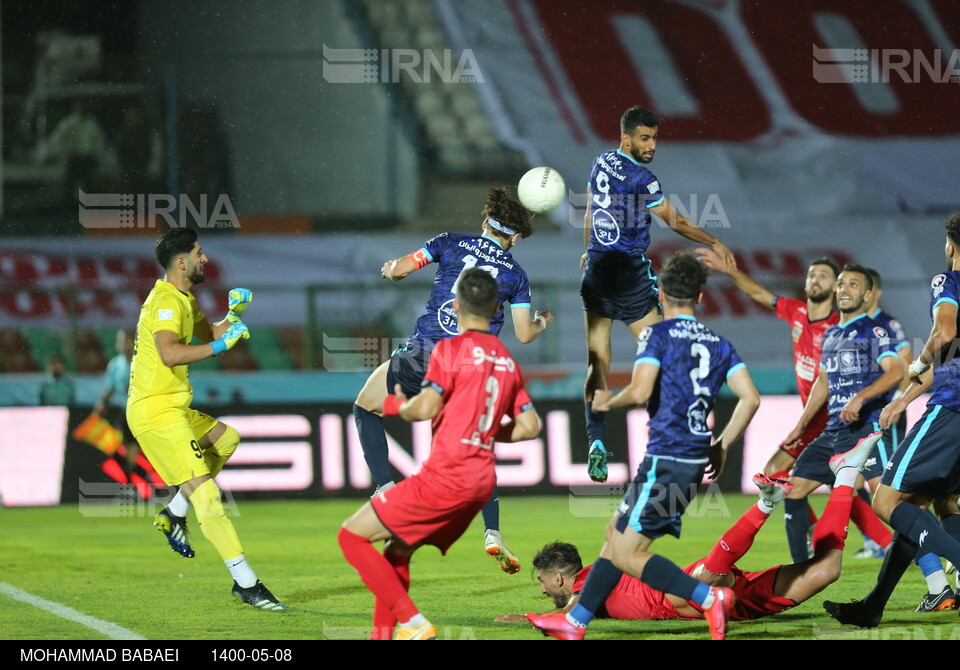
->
[499, 434, 880, 630]
[339, 269, 542, 640]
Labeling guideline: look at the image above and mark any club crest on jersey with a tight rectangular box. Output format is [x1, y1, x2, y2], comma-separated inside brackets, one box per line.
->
[792, 322, 803, 343]
[873, 326, 888, 338]
[932, 274, 946, 298]
[636, 327, 653, 354]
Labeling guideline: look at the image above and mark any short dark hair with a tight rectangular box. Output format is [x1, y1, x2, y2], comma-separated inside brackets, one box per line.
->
[155, 228, 198, 270]
[456, 268, 499, 318]
[660, 251, 708, 305]
[865, 267, 882, 290]
[808, 257, 840, 279]
[620, 106, 659, 135]
[841, 263, 873, 291]
[532, 542, 583, 579]
[483, 187, 533, 239]
[946, 213, 960, 247]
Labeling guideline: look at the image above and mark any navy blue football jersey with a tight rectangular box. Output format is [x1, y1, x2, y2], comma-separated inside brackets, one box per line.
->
[869, 309, 909, 351]
[406, 233, 531, 347]
[634, 316, 745, 460]
[927, 271, 960, 413]
[819, 314, 899, 429]
[586, 150, 664, 256]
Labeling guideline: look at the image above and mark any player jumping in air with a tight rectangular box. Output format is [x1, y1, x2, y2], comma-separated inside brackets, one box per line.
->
[503, 435, 880, 630]
[528, 251, 759, 641]
[581, 106, 736, 484]
[825, 214, 960, 627]
[339, 269, 542, 640]
[352, 187, 552, 574]
[128, 228, 286, 610]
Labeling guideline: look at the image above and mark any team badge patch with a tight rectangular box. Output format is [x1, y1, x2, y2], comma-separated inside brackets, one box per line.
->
[873, 326, 888, 338]
[932, 274, 946, 299]
[158, 309, 173, 321]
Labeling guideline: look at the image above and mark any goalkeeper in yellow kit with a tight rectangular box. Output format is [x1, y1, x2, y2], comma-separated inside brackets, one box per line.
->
[128, 228, 287, 611]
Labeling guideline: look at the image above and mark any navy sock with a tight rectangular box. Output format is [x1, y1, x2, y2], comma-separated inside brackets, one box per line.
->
[891, 502, 960, 566]
[640, 554, 708, 605]
[569, 558, 621, 625]
[353, 404, 393, 488]
[481, 489, 499, 532]
[864, 532, 917, 610]
[784, 497, 812, 564]
[585, 401, 605, 445]
[942, 513, 960, 541]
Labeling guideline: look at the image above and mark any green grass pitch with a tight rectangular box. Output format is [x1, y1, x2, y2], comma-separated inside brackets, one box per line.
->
[2, 495, 958, 640]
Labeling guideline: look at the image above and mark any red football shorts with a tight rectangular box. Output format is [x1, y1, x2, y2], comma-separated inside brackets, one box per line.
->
[370, 473, 490, 555]
[682, 560, 797, 621]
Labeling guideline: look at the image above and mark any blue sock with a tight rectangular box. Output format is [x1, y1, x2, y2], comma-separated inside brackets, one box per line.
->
[481, 489, 499, 531]
[864, 532, 917, 610]
[915, 551, 942, 577]
[569, 558, 621, 626]
[353, 404, 393, 488]
[640, 554, 710, 605]
[784, 497, 812, 564]
[585, 401, 605, 446]
[890, 503, 960, 566]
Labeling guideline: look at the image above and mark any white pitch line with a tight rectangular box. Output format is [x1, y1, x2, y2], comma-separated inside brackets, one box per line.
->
[0, 583, 146, 640]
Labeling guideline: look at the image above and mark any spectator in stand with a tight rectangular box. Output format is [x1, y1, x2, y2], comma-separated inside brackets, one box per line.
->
[38, 353, 75, 406]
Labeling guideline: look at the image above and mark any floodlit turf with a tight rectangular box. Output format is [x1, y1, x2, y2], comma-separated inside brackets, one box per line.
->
[1, 495, 958, 640]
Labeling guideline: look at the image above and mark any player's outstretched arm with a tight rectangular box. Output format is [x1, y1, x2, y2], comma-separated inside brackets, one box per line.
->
[783, 370, 828, 447]
[593, 362, 659, 412]
[710, 368, 760, 479]
[910, 301, 958, 383]
[154, 323, 249, 367]
[381, 254, 421, 281]
[696, 247, 775, 310]
[512, 307, 553, 344]
[651, 197, 736, 269]
[839, 355, 904, 424]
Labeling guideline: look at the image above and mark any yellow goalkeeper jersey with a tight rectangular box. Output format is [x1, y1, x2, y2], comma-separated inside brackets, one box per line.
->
[127, 279, 206, 433]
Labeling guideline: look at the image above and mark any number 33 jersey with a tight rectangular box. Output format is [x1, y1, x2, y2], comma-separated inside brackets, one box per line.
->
[635, 316, 746, 461]
[406, 233, 532, 348]
[419, 330, 533, 492]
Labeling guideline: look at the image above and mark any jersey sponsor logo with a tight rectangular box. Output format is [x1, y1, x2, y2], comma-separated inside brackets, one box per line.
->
[591, 209, 620, 246]
[872, 326, 888, 338]
[932, 274, 946, 299]
[437, 299, 459, 335]
[472, 346, 516, 373]
[838, 350, 861, 375]
[646, 180, 660, 194]
[158, 309, 173, 321]
[687, 397, 711, 436]
[795, 358, 816, 382]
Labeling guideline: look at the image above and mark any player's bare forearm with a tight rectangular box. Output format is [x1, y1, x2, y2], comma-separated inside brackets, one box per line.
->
[509, 409, 541, 441]
[895, 346, 914, 392]
[597, 363, 657, 411]
[154, 331, 217, 367]
[383, 255, 420, 281]
[719, 369, 760, 447]
[854, 362, 904, 407]
[513, 308, 553, 344]
[727, 269, 776, 309]
[397, 386, 442, 422]
[916, 303, 958, 371]
[793, 372, 828, 433]
[210, 318, 231, 341]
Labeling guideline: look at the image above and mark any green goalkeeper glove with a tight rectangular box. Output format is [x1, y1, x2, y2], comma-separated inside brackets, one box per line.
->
[227, 288, 253, 324]
[211, 321, 250, 356]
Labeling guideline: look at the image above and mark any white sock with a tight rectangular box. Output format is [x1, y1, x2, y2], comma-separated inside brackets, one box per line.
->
[225, 555, 257, 588]
[168, 490, 190, 517]
[701, 589, 716, 609]
[757, 500, 777, 515]
[400, 613, 427, 628]
[565, 613, 588, 628]
[926, 570, 949, 594]
[834, 467, 859, 489]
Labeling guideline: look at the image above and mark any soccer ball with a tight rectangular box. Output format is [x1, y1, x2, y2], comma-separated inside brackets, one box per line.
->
[517, 166, 566, 214]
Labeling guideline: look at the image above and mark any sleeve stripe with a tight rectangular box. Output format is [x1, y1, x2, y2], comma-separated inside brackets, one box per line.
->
[510, 303, 531, 309]
[518, 401, 535, 414]
[421, 379, 445, 395]
[934, 297, 959, 309]
[420, 247, 434, 263]
[894, 341, 910, 351]
[726, 362, 747, 380]
[876, 351, 898, 364]
[645, 196, 665, 209]
[635, 356, 661, 368]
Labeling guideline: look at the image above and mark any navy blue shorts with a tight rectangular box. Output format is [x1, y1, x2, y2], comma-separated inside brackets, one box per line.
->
[386, 341, 432, 398]
[792, 422, 892, 485]
[881, 404, 960, 499]
[580, 252, 660, 324]
[614, 455, 706, 539]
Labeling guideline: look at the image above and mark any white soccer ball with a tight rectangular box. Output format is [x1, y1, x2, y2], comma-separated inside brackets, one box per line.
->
[517, 166, 566, 214]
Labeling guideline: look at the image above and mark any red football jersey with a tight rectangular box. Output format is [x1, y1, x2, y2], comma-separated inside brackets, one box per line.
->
[418, 330, 532, 493]
[774, 297, 839, 403]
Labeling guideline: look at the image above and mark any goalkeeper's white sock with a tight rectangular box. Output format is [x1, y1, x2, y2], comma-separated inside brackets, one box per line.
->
[226, 555, 258, 589]
[399, 613, 427, 628]
[169, 490, 190, 517]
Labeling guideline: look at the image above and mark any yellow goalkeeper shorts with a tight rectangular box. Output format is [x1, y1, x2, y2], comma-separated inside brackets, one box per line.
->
[135, 408, 219, 486]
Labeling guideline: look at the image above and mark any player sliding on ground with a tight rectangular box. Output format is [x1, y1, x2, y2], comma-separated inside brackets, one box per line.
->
[352, 187, 553, 574]
[339, 269, 542, 640]
[505, 434, 880, 631]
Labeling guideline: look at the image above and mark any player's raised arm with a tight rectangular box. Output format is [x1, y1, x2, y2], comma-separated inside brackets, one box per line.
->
[511, 307, 553, 344]
[154, 324, 249, 367]
[382, 248, 433, 281]
[708, 367, 760, 479]
[651, 197, 736, 269]
[696, 247, 775, 310]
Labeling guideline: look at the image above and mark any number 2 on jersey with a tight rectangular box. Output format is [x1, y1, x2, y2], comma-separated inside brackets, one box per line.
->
[690, 343, 712, 396]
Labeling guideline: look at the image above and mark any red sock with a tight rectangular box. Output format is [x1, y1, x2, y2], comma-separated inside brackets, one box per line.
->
[808, 505, 819, 525]
[338, 528, 418, 625]
[370, 552, 411, 640]
[702, 505, 770, 574]
[101, 458, 128, 484]
[850, 495, 893, 547]
[813, 485, 854, 552]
